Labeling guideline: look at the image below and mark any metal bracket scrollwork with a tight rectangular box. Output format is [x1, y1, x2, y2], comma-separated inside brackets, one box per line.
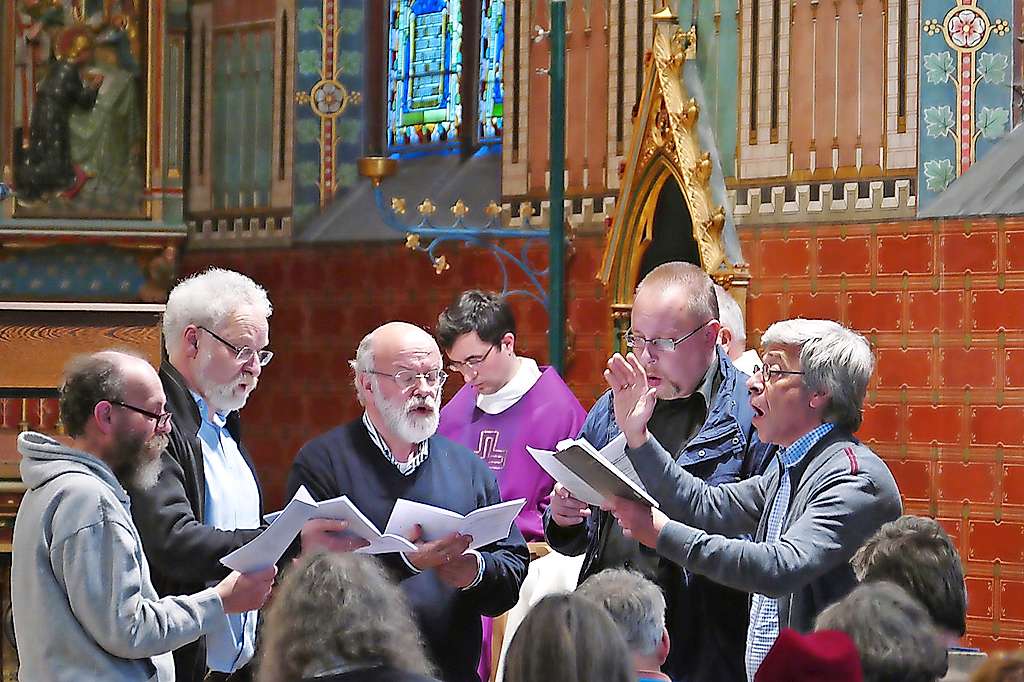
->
[359, 157, 551, 308]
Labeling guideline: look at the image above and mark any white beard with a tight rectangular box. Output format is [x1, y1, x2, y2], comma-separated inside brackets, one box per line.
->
[196, 351, 257, 413]
[377, 392, 440, 444]
[130, 451, 163, 490]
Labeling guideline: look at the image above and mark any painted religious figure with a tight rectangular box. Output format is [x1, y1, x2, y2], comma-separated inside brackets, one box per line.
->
[7, 0, 146, 217]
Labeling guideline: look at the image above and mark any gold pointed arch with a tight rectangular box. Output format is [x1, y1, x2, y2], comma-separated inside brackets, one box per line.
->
[599, 17, 743, 338]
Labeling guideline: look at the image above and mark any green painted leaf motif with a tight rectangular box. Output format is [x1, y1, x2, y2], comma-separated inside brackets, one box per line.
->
[337, 117, 362, 141]
[338, 50, 363, 76]
[296, 161, 320, 187]
[976, 106, 1010, 140]
[294, 203, 317, 225]
[340, 8, 364, 34]
[976, 52, 1008, 85]
[924, 158, 956, 193]
[923, 106, 955, 138]
[296, 119, 320, 145]
[923, 51, 956, 84]
[337, 162, 358, 187]
[298, 50, 322, 77]
[298, 8, 322, 34]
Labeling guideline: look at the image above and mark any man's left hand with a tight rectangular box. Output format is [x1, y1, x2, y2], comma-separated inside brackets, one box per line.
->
[604, 495, 668, 549]
[436, 552, 481, 589]
[604, 353, 658, 449]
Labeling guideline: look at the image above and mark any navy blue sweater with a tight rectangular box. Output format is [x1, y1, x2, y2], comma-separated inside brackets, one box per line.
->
[287, 420, 530, 682]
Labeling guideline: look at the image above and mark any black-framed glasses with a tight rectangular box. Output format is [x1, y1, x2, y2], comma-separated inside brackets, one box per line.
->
[753, 365, 806, 383]
[106, 399, 173, 430]
[367, 368, 448, 391]
[198, 326, 273, 367]
[625, 319, 713, 354]
[448, 345, 496, 373]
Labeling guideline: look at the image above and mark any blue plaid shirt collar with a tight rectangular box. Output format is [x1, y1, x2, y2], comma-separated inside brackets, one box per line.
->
[778, 422, 835, 470]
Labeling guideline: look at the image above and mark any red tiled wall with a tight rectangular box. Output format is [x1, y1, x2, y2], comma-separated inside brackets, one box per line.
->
[181, 236, 612, 510]
[741, 216, 1024, 651]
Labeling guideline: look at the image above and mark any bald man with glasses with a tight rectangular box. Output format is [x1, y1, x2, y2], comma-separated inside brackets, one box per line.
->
[545, 261, 772, 682]
[287, 321, 529, 682]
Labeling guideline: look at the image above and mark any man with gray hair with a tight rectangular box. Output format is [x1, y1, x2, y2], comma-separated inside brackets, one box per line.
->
[714, 284, 760, 374]
[127, 268, 279, 682]
[287, 321, 529, 682]
[12, 351, 275, 681]
[576, 569, 672, 682]
[606, 318, 902, 681]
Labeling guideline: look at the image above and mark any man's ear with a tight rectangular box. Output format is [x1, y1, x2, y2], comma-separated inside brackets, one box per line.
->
[657, 627, 671, 665]
[183, 326, 200, 359]
[809, 390, 831, 411]
[718, 326, 734, 350]
[501, 332, 515, 354]
[92, 401, 115, 436]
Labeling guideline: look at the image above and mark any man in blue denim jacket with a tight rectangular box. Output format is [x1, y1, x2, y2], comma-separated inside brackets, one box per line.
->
[545, 262, 771, 682]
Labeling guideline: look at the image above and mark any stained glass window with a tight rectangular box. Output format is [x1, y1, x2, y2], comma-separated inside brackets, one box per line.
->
[387, 0, 463, 152]
[478, 0, 504, 141]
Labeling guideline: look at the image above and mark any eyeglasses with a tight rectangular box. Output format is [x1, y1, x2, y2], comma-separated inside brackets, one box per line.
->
[753, 365, 806, 384]
[448, 345, 496, 373]
[198, 326, 273, 367]
[367, 368, 448, 391]
[625, 320, 713, 354]
[106, 399, 173, 430]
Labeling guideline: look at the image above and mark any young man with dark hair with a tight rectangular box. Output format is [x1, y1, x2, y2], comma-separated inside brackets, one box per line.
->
[437, 290, 586, 543]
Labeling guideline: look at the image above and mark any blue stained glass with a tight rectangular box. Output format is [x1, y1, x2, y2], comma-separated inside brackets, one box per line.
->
[387, 0, 463, 152]
[478, 0, 504, 140]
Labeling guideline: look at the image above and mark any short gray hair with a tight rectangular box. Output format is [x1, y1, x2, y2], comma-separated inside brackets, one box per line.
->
[349, 330, 376, 405]
[575, 569, 666, 657]
[815, 581, 948, 682]
[714, 284, 745, 343]
[162, 268, 272, 356]
[761, 318, 874, 432]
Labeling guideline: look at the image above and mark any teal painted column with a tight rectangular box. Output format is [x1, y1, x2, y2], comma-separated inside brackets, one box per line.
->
[548, 0, 566, 373]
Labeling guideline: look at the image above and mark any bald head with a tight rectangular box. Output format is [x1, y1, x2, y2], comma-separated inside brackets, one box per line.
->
[60, 351, 156, 437]
[350, 322, 444, 449]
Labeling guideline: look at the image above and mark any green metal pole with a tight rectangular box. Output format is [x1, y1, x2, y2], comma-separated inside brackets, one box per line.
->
[548, 0, 567, 374]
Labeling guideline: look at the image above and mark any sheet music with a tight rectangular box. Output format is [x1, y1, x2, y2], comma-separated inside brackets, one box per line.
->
[383, 497, 527, 550]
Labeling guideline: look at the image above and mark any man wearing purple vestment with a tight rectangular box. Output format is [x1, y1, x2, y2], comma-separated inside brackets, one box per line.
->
[437, 290, 587, 680]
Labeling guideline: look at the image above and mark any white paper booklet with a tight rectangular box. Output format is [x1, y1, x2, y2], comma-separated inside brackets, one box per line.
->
[383, 497, 527, 550]
[221, 486, 418, 572]
[527, 433, 659, 508]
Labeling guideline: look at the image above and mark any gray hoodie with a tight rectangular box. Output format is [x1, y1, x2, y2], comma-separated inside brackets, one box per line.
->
[12, 431, 229, 682]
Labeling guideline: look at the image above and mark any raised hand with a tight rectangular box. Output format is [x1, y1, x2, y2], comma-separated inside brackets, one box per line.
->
[604, 352, 658, 448]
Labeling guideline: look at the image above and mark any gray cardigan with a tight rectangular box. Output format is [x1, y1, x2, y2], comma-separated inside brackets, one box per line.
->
[628, 427, 902, 631]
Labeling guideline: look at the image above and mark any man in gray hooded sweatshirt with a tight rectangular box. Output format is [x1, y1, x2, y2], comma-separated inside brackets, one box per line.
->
[12, 350, 276, 682]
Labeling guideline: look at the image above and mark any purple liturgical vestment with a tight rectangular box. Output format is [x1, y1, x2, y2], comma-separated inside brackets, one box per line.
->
[438, 365, 587, 542]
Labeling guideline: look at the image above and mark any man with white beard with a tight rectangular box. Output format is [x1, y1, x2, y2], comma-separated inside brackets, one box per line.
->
[12, 351, 276, 682]
[287, 321, 530, 682]
[126, 268, 280, 682]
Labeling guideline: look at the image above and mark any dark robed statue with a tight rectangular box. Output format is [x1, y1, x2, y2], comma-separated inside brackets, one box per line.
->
[13, 25, 101, 204]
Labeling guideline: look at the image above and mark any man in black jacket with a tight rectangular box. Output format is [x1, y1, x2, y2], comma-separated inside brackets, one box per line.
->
[288, 321, 530, 682]
[126, 268, 275, 682]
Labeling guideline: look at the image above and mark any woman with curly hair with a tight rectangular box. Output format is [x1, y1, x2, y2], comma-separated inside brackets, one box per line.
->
[257, 552, 441, 682]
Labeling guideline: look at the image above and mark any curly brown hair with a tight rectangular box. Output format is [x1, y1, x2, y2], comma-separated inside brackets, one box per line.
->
[257, 552, 435, 681]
